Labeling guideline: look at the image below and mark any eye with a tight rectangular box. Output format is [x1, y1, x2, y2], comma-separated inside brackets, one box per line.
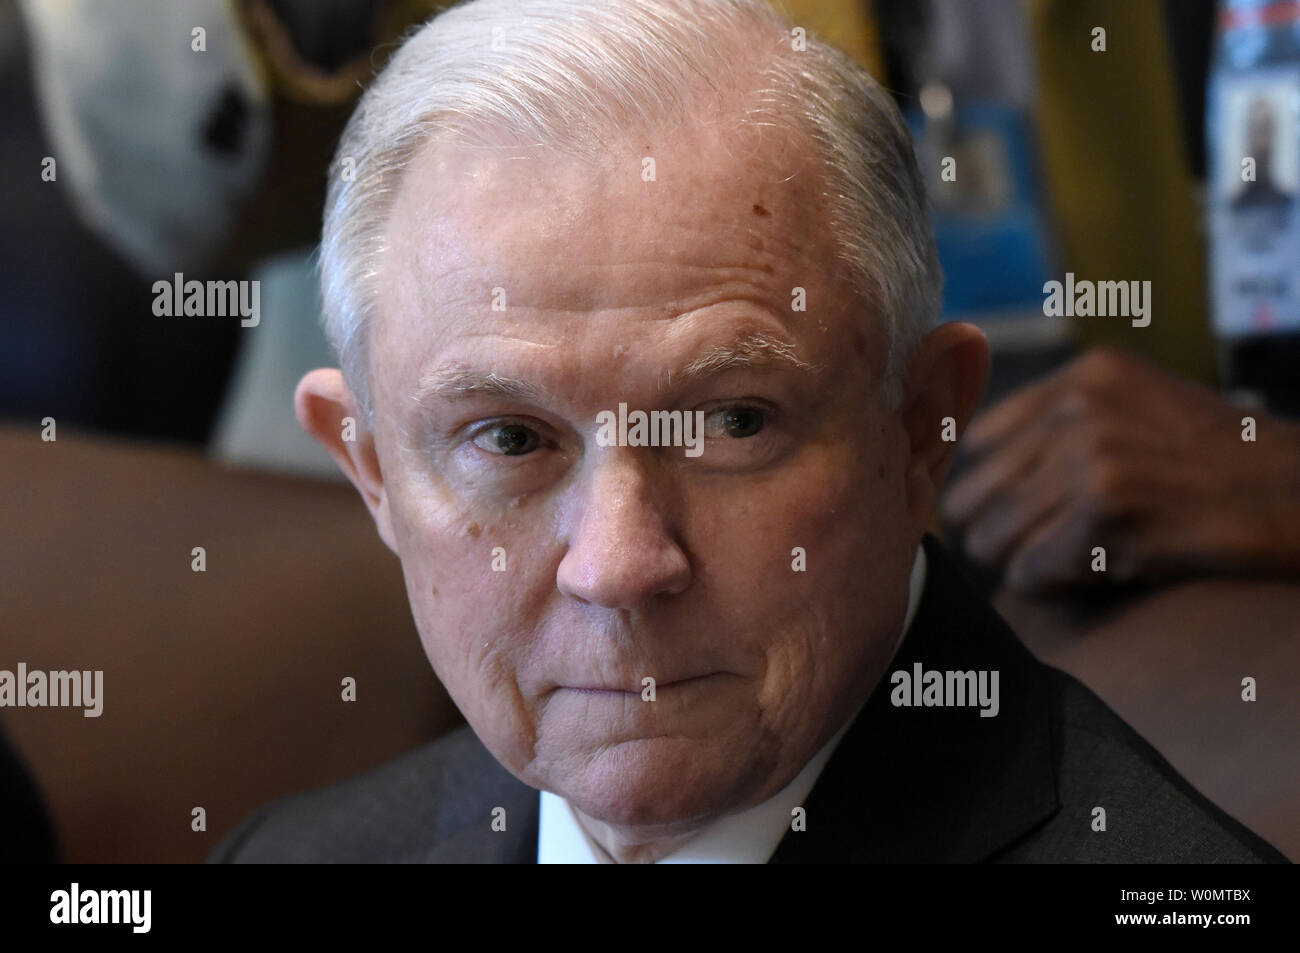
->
[703, 405, 766, 438]
[472, 422, 542, 456]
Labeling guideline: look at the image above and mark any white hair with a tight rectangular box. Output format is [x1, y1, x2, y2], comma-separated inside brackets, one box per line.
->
[319, 0, 942, 419]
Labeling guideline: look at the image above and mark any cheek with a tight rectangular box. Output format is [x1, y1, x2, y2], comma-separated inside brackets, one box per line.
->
[690, 440, 913, 722]
[381, 459, 551, 726]
[695, 436, 909, 614]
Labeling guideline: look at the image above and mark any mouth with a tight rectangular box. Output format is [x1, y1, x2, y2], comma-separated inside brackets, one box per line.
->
[562, 673, 719, 695]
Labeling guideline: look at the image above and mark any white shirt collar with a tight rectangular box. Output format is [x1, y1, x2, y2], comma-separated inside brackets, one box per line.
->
[538, 542, 928, 863]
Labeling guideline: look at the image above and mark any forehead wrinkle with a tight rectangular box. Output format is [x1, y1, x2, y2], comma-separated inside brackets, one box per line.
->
[459, 332, 562, 348]
[411, 325, 823, 416]
[405, 184, 809, 272]
[396, 189, 819, 320]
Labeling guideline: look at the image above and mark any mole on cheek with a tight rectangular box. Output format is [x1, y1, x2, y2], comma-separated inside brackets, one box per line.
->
[464, 522, 482, 538]
[752, 203, 770, 217]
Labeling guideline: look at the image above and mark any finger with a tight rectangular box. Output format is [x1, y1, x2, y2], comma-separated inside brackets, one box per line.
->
[943, 421, 1054, 527]
[961, 453, 1073, 568]
[1003, 480, 1154, 594]
[963, 371, 1069, 452]
[1002, 505, 1097, 595]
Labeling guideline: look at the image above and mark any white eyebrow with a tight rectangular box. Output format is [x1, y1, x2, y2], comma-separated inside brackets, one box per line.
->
[411, 327, 822, 409]
[413, 366, 552, 407]
[672, 328, 821, 385]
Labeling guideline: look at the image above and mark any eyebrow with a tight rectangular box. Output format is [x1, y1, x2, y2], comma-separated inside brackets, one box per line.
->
[672, 328, 818, 385]
[412, 366, 552, 409]
[410, 327, 821, 410]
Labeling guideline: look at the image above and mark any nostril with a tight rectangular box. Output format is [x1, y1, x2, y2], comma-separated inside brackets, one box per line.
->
[201, 84, 249, 157]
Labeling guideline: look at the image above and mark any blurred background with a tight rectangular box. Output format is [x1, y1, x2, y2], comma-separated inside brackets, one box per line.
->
[1, 0, 1296, 863]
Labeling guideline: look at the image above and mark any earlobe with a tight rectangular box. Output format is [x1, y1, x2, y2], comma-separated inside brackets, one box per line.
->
[899, 322, 990, 525]
[294, 369, 398, 553]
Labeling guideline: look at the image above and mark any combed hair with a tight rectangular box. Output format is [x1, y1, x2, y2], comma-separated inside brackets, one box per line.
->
[319, 0, 942, 418]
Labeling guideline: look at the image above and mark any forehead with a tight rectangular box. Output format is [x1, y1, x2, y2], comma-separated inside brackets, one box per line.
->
[386, 117, 848, 300]
[369, 120, 879, 408]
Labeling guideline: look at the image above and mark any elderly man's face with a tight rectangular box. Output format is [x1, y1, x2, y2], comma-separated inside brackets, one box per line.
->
[349, 121, 933, 837]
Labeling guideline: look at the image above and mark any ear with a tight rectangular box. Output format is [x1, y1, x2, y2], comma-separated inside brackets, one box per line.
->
[294, 368, 398, 554]
[898, 322, 990, 532]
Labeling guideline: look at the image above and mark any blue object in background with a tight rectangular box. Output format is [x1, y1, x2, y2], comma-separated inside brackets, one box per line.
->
[908, 102, 1055, 322]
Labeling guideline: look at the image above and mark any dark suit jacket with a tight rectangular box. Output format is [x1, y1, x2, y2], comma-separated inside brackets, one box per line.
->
[0, 722, 57, 863]
[210, 536, 1288, 863]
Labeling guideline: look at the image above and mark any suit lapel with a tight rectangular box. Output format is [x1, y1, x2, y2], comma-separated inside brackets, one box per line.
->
[769, 535, 1060, 863]
[420, 762, 540, 863]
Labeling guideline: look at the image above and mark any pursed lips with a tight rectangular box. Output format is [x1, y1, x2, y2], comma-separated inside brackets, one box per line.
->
[561, 673, 719, 694]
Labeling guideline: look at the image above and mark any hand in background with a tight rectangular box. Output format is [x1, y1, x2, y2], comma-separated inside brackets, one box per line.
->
[942, 347, 1300, 595]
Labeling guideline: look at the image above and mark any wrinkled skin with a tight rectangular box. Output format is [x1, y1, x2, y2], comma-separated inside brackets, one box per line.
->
[944, 347, 1300, 594]
[298, 119, 988, 862]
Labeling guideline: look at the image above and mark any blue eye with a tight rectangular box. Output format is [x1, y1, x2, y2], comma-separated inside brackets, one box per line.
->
[473, 423, 541, 455]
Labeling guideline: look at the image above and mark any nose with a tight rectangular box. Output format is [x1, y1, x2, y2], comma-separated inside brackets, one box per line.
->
[556, 450, 691, 609]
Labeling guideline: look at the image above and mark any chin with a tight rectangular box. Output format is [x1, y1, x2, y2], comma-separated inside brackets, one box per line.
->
[558, 736, 749, 832]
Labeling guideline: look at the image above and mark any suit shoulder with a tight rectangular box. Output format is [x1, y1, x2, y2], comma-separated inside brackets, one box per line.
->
[207, 725, 520, 863]
[1000, 670, 1288, 863]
